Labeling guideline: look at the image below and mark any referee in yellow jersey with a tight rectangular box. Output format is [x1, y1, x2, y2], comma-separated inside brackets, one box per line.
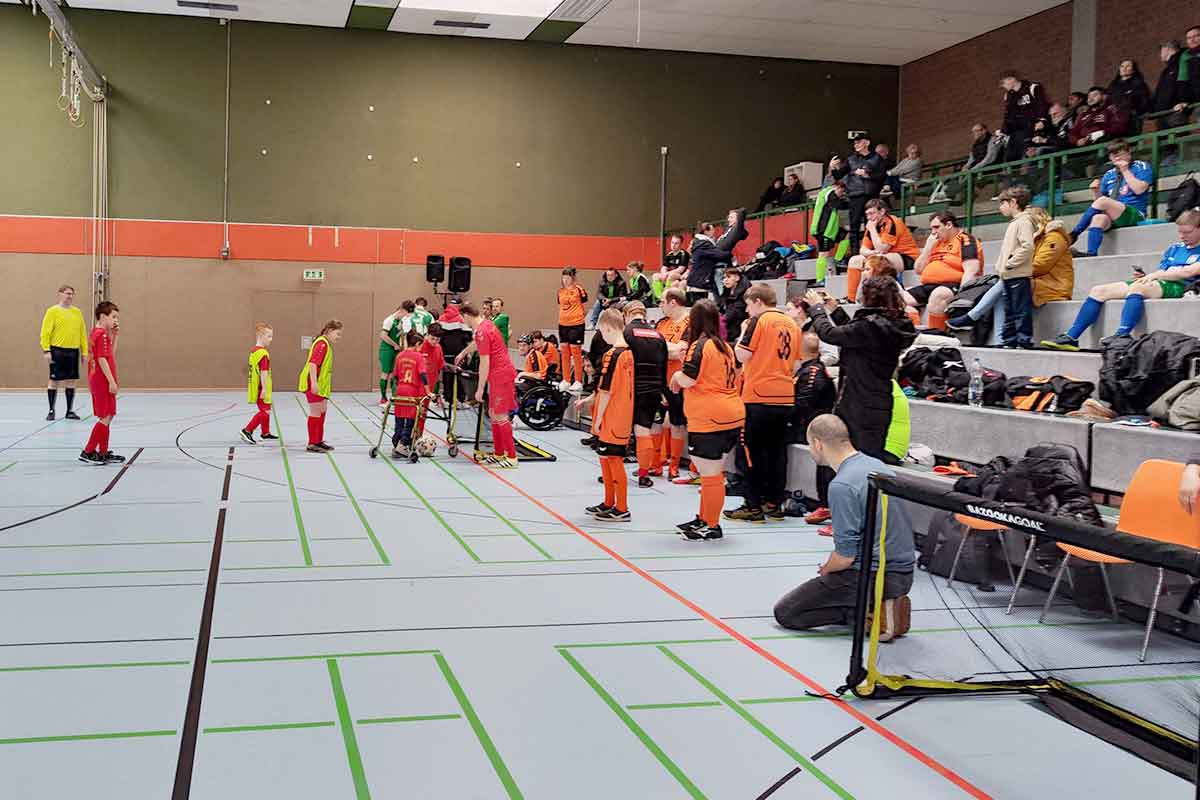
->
[39, 284, 88, 421]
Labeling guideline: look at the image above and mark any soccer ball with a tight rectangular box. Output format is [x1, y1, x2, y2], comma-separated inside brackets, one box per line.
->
[415, 435, 437, 457]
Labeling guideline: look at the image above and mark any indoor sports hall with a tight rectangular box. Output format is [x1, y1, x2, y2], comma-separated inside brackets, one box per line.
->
[3, 2, 1200, 799]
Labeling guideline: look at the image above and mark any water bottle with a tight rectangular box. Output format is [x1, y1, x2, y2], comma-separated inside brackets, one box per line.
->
[968, 358, 984, 408]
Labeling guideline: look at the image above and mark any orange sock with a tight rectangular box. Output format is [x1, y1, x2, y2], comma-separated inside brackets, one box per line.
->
[649, 430, 663, 471]
[635, 435, 654, 476]
[846, 267, 862, 301]
[699, 475, 724, 527]
[611, 457, 628, 512]
[560, 352, 569, 382]
[669, 436, 685, 474]
[906, 308, 922, 328]
[571, 346, 584, 385]
[927, 312, 946, 330]
[659, 431, 671, 467]
[600, 456, 616, 507]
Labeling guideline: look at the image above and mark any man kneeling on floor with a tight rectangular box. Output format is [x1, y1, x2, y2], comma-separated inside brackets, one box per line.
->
[773, 414, 914, 641]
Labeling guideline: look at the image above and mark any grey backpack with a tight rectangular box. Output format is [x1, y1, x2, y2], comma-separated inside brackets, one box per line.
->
[1148, 378, 1200, 430]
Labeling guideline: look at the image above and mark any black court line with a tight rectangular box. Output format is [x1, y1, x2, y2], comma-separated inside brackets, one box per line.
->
[0, 448, 143, 534]
[755, 767, 802, 799]
[171, 446, 233, 800]
[214, 616, 706, 640]
[0, 635, 194, 648]
[809, 696, 926, 761]
[0, 582, 204, 593]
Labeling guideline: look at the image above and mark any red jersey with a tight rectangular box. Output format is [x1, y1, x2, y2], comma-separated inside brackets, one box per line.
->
[419, 340, 445, 388]
[88, 326, 116, 385]
[309, 338, 328, 368]
[392, 349, 428, 419]
[475, 320, 516, 378]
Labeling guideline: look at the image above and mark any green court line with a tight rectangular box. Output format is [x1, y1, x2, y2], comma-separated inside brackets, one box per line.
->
[558, 649, 705, 799]
[310, 537, 371, 542]
[0, 729, 176, 745]
[204, 721, 336, 734]
[435, 653, 524, 799]
[329, 398, 482, 562]
[740, 695, 821, 706]
[0, 660, 189, 673]
[1076, 673, 1200, 688]
[273, 405, 314, 566]
[423, 455, 554, 561]
[659, 646, 853, 800]
[325, 452, 390, 565]
[356, 714, 462, 725]
[0, 462, 15, 474]
[626, 701, 722, 711]
[213, 649, 438, 665]
[327, 659, 372, 799]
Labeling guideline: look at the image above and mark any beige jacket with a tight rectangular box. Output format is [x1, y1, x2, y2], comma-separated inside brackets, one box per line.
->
[997, 209, 1037, 280]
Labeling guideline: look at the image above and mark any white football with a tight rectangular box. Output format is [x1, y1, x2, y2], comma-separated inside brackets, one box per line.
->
[415, 435, 437, 457]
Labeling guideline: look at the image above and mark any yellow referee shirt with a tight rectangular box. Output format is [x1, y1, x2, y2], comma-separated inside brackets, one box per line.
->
[40, 305, 88, 356]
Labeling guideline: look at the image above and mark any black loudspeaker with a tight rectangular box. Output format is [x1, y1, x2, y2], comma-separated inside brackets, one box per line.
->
[449, 256, 472, 293]
[426, 254, 445, 284]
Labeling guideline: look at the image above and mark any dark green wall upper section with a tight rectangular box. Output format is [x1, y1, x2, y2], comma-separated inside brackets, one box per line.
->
[1, 6, 898, 236]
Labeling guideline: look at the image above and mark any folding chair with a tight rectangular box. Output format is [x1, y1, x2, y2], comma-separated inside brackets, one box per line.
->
[947, 513, 1016, 590]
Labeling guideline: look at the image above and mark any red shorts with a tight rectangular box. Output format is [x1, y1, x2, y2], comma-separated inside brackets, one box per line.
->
[488, 372, 518, 417]
[304, 390, 326, 405]
[90, 383, 116, 418]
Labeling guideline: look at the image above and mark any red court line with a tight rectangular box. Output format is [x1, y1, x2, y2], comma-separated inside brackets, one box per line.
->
[441, 442, 993, 799]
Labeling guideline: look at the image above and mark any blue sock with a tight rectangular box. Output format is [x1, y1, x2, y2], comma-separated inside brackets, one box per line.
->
[1067, 297, 1103, 340]
[1116, 294, 1144, 336]
[1085, 227, 1104, 256]
[1072, 206, 1100, 236]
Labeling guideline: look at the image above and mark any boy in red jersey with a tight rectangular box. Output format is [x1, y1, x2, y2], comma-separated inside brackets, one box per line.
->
[390, 330, 430, 458]
[418, 322, 446, 407]
[241, 323, 278, 444]
[79, 301, 123, 466]
[460, 303, 520, 468]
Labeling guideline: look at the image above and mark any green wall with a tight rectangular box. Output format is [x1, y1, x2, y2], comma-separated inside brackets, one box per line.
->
[1, 6, 898, 236]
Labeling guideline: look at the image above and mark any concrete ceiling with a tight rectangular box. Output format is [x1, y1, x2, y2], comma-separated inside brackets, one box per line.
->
[14, 0, 1069, 65]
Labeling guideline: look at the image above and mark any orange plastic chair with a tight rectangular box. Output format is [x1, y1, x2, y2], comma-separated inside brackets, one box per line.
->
[1036, 460, 1200, 662]
[948, 513, 1016, 591]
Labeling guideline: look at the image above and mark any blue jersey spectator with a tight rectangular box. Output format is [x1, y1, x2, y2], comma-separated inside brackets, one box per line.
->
[1069, 140, 1153, 258]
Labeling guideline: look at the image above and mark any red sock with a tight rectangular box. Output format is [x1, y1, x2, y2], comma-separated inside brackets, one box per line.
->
[318, 412, 327, 444]
[699, 475, 724, 527]
[307, 416, 319, 445]
[84, 422, 104, 454]
[258, 402, 272, 434]
[98, 422, 111, 454]
[494, 421, 516, 458]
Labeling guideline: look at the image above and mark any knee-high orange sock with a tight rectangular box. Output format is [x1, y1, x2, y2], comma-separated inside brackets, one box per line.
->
[611, 458, 628, 512]
[560, 351, 569, 382]
[699, 475, 724, 527]
[846, 267, 862, 301]
[659, 431, 671, 467]
[571, 346, 584, 384]
[635, 435, 654, 477]
[927, 312, 947, 330]
[649, 430, 663, 472]
[600, 456, 616, 507]
[906, 308, 921, 328]
[669, 435, 685, 474]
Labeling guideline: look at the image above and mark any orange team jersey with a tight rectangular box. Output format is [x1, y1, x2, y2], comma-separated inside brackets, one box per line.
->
[541, 342, 560, 373]
[656, 313, 691, 379]
[592, 347, 635, 446]
[523, 348, 548, 379]
[737, 309, 800, 405]
[922, 230, 983, 286]
[681, 336, 745, 433]
[864, 214, 921, 260]
[558, 285, 588, 326]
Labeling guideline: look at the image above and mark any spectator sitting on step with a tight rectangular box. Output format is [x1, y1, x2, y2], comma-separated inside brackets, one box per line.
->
[929, 124, 1007, 204]
[910, 211, 983, 330]
[1068, 139, 1152, 258]
[842, 199, 920, 302]
[875, 143, 896, 172]
[755, 177, 785, 212]
[654, 234, 691, 300]
[1001, 70, 1050, 162]
[948, 207, 1073, 339]
[882, 144, 923, 197]
[1069, 86, 1129, 148]
[1042, 209, 1200, 351]
[1106, 59, 1153, 129]
[772, 413, 914, 639]
[624, 261, 652, 306]
[778, 173, 807, 208]
[587, 267, 627, 328]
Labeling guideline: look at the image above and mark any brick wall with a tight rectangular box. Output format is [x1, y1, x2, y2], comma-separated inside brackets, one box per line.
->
[1095, 0, 1185, 92]
[899, 3, 1075, 163]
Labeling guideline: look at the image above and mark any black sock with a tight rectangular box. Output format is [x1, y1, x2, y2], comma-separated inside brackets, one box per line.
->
[65, 388, 75, 412]
[47, 388, 57, 411]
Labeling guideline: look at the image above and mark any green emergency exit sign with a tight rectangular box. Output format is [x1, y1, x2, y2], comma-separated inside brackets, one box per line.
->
[302, 268, 326, 282]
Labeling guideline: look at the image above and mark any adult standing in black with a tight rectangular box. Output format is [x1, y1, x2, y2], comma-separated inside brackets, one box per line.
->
[1106, 59, 1152, 129]
[1000, 70, 1049, 163]
[622, 301, 668, 487]
[687, 208, 747, 306]
[831, 135, 885, 258]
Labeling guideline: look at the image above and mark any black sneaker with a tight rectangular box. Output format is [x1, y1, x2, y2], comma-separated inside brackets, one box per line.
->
[763, 504, 786, 521]
[260, 433, 279, 440]
[580, 435, 598, 447]
[586, 503, 613, 516]
[46, 411, 56, 421]
[723, 505, 764, 523]
[78, 450, 103, 466]
[64, 411, 80, 420]
[681, 524, 723, 541]
[306, 444, 325, 453]
[637, 476, 654, 488]
[946, 315, 974, 331]
[317, 442, 335, 452]
[239, 429, 257, 445]
[676, 517, 706, 533]
[102, 452, 126, 464]
[1099, 333, 1130, 348]
[594, 508, 631, 522]
[1040, 334, 1080, 352]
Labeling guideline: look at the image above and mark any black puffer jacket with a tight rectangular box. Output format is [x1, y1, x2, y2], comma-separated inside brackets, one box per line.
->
[809, 306, 916, 459]
[954, 445, 1101, 526]
[1099, 331, 1200, 416]
[832, 151, 885, 198]
[718, 273, 750, 343]
[689, 209, 748, 294]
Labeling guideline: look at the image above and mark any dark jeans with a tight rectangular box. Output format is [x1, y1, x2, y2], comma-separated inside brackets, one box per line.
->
[847, 195, 870, 256]
[744, 404, 792, 509]
[816, 464, 834, 508]
[1001, 276, 1033, 347]
[774, 569, 914, 630]
[391, 417, 415, 448]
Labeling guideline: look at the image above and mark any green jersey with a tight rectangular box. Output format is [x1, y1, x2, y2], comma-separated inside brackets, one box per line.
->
[492, 312, 511, 345]
[407, 308, 434, 336]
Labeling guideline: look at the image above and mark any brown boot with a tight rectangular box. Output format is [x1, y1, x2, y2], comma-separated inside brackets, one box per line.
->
[877, 595, 912, 642]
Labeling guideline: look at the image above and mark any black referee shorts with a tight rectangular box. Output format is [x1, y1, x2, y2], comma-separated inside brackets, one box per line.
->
[48, 346, 80, 381]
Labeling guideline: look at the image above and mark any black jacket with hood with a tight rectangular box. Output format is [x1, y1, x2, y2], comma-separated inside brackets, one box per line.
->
[1107, 72, 1153, 120]
[717, 273, 750, 343]
[832, 151, 885, 198]
[688, 209, 748, 293]
[1002, 79, 1049, 134]
[808, 305, 916, 459]
[1154, 50, 1197, 113]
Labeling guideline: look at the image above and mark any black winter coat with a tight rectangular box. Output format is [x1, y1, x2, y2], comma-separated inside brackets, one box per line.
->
[997, 445, 1102, 526]
[1107, 74, 1152, 120]
[809, 306, 916, 459]
[1154, 52, 1196, 113]
[718, 275, 750, 343]
[832, 152, 885, 198]
[1098, 331, 1200, 416]
[1002, 80, 1049, 134]
[791, 358, 836, 443]
[688, 209, 748, 293]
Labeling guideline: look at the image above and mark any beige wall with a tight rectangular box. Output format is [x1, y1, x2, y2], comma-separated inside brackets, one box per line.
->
[6, 253, 566, 389]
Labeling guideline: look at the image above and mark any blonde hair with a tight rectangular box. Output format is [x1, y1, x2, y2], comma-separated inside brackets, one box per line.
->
[1027, 207, 1050, 230]
[598, 308, 625, 331]
[254, 322, 272, 335]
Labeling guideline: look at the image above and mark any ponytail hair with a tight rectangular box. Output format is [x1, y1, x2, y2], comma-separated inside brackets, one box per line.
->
[319, 319, 344, 337]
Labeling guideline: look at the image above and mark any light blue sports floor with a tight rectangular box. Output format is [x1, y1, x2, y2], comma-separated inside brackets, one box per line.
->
[0, 391, 1193, 798]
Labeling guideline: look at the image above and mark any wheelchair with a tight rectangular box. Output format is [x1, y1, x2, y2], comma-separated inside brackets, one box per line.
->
[516, 366, 570, 431]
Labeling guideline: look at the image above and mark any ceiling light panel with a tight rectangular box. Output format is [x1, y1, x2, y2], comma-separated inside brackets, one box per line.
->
[389, 6, 545, 38]
[398, 0, 559, 14]
[65, 0, 355, 28]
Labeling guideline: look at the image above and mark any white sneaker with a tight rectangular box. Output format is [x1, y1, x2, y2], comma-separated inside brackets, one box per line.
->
[569, 381, 583, 393]
[929, 190, 949, 203]
[557, 380, 570, 391]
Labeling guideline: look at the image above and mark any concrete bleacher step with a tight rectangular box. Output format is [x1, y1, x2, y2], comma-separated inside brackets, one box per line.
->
[959, 346, 1102, 386]
[1032, 296, 1200, 348]
[980, 218, 1176, 263]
